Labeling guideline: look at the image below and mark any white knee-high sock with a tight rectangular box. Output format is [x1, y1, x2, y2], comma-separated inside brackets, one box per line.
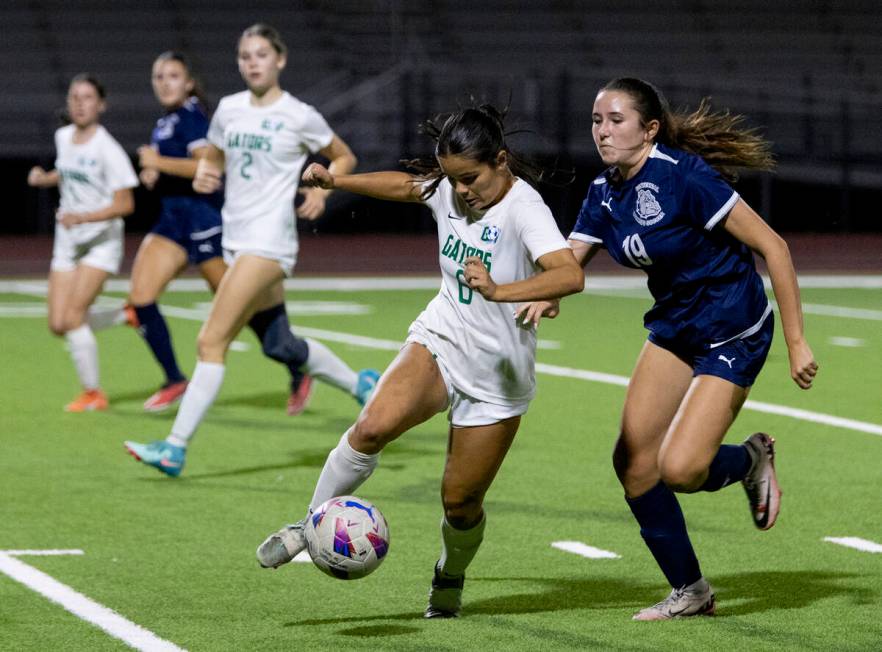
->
[65, 324, 99, 390]
[309, 430, 380, 511]
[167, 361, 225, 448]
[87, 304, 127, 331]
[438, 514, 486, 578]
[302, 337, 358, 395]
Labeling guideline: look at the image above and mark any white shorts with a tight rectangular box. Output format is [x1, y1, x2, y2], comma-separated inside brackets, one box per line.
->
[223, 247, 295, 277]
[50, 221, 123, 274]
[405, 329, 530, 428]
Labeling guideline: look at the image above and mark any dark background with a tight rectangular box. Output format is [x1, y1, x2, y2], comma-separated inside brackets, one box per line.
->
[3, 0, 881, 239]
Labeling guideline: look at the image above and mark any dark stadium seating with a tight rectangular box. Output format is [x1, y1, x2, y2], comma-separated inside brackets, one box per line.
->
[3, 0, 881, 186]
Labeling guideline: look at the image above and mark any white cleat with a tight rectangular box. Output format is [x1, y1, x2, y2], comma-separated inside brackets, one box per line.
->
[256, 519, 307, 569]
[424, 562, 464, 619]
[742, 432, 781, 530]
[633, 578, 716, 621]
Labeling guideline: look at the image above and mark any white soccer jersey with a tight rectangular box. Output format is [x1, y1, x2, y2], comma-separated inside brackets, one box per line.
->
[413, 178, 569, 403]
[53, 124, 138, 244]
[207, 91, 334, 263]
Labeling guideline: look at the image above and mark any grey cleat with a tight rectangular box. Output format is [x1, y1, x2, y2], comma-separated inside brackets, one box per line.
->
[742, 432, 781, 530]
[632, 577, 716, 621]
[256, 519, 307, 569]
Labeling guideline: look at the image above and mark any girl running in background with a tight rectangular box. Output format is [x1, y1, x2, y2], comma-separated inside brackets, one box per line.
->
[256, 104, 584, 619]
[130, 50, 326, 415]
[28, 74, 137, 412]
[125, 24, 377, 476]
[562, 78, 818, 619]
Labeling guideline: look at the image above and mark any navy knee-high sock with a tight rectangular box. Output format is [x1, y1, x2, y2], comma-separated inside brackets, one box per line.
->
[699, 444, 752, 492]
[626, 481, 702, 589]
[134, 303, 185, 385]
[248, 303, 309, 392]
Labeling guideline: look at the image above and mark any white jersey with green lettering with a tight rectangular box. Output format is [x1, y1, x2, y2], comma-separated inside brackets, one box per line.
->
[413, 177, 568, 403]
[54, 124, 137, 245]
[207, 91, 334, 263]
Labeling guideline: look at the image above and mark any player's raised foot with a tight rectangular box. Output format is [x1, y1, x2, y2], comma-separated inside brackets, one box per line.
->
[64, 389, 109, 412]
[742, 432, 781, 530]
[286, 375, 313, 416]
[632, 578, 715, 621]
[354, 369, 380, 406]
[143, 380, 188, 412]
[124, 440, 186, 477]
[257, 519, 307, 568]
[424, 562, 464, 619]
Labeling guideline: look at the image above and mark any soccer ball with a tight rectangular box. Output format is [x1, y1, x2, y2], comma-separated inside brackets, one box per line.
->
[305, 495, 390, 580]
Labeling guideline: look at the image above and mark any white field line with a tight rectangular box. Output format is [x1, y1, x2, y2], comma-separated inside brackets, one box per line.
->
[1, 285, 880, 437]
[0, 550, 185, 652]
[828, 336, 866, 347]
[1, 549, 84, 556]
[823, 537, 882, 553]
[551, 541, 620, 559]
[3, 274, 882, 295]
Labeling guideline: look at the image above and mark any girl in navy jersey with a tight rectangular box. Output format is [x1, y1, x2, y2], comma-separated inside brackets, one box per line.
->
[128, 51, 319, 414]
[255, 104, 584, 618]
[564, 78, 818, 619]
[125, 26, 377, 477]
[28, 74, 137, 412]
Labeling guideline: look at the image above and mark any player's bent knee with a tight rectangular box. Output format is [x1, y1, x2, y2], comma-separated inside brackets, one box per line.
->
[350, 413, 395, 454]
[659, 460, 704, 493]
[442, 496, 483, 529]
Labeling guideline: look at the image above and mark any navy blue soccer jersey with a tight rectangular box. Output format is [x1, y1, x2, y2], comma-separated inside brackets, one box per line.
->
[570, 143, 770, 350]
[150, 97, 220, 204]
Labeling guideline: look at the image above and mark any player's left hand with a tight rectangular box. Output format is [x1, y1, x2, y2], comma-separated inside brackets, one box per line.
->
[788, 339, 818, 389]
[137, 145, 160, 169]
[297, 187, 327, 220]
[463, 256, 496, 299]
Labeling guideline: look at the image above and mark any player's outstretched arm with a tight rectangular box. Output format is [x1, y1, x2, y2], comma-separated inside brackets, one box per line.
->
[722, 199, 818, 389]
[302, 163, 423, 203]
[298, 135, 359, 220]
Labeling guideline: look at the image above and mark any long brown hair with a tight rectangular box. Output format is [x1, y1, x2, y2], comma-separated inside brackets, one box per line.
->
[602, 77, 774, 181]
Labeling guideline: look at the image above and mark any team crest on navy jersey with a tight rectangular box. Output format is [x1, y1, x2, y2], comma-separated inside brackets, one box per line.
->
[481, 225, 500, 243]
[633, 182, 665, 226]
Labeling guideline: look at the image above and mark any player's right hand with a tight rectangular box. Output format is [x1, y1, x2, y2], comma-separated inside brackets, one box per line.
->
[139, 167, 159, 190]
[301, 163, 334, 189]
[27, 166, 48, 187]
[515, 300, 560, 328]
[193, 158, 222, 194]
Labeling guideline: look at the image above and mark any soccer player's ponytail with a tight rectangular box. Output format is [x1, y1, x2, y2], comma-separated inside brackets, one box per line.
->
[602, 77, 774, 181]
[405, 102, 546, 199]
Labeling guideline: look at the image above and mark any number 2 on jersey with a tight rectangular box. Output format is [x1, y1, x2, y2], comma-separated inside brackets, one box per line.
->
[622, 233, 653, 267]
[239, 152, 253, 179]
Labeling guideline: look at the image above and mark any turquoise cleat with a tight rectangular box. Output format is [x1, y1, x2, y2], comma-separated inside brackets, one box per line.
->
[124, 440, 186, 477]
[354, 369, 381, 406]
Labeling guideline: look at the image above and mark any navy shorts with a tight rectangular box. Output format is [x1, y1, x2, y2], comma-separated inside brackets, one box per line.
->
[648, 312, 774, 388]
[150, 196, 223, 265]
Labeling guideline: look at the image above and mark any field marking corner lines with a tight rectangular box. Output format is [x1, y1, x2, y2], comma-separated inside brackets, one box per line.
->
[0, 549, 186, 652]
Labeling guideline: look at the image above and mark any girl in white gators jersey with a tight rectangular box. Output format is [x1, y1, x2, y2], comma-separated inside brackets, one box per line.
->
[125, 24, 376, 476]
[28, 74, 137, 412]
[256, 104, 584, 619]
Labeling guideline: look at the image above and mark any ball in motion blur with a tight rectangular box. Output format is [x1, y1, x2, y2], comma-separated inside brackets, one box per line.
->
[305, 495, 390, 580]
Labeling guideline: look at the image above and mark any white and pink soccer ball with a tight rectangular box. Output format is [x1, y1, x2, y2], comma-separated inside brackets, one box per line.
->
[305, 495, 390, 580]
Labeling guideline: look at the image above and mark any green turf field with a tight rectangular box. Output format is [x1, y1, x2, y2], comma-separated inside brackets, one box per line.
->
[1, 277, 880, 651]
